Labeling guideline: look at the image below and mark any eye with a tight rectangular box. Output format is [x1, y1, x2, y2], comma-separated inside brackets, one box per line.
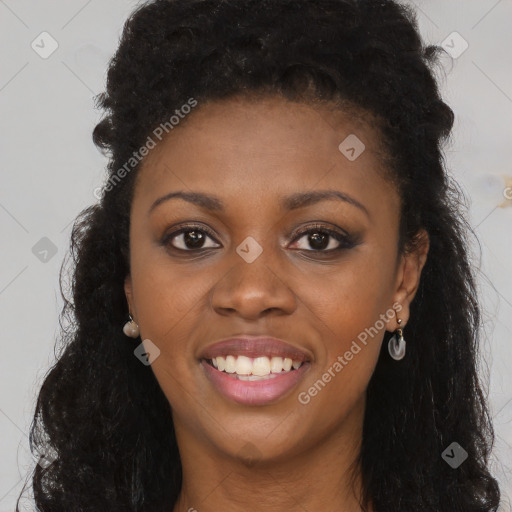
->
[161, 222, 359, 255]
[162, 224, 221, 252]
[289, 223, 357, 253]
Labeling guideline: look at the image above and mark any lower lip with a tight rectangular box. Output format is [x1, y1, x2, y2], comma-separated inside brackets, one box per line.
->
[200, 359, 311, 406]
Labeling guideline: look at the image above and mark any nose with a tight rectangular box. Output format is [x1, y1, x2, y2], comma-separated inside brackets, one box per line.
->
[210, 255, 297, 320]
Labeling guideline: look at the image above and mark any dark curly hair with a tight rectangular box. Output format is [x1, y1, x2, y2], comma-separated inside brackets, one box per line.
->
[17, 0, 502, 510]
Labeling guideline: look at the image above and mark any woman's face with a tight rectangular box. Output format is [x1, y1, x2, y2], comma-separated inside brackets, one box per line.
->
[125, 95, 428, 466]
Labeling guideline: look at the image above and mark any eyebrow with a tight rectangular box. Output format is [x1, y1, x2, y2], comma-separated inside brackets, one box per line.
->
[149, 189, 370, 218]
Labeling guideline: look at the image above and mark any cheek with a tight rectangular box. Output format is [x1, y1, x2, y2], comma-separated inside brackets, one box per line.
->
[296, 285, 385, 422]
[132, 263, 208, 343]
[128, 225, 211, 346]
[300, 247, 396, 380]
[309, 251, 395, 336]
[129, 260, 208, 408]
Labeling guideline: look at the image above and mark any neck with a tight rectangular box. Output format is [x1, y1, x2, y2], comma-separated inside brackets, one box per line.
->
[171, 396, 370, 512]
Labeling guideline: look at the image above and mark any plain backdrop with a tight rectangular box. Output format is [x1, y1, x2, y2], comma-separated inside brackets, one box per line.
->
[1, 0, 511, 510]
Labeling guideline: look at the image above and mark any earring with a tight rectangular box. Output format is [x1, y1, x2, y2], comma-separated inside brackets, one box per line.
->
[123, 314, 140, 338]
[388, 317, 406, 360]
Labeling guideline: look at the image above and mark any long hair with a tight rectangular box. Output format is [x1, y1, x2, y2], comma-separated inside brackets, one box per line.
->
[18, 0, 501, 510]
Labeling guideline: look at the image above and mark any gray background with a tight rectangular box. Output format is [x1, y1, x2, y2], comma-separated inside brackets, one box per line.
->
[1, 0, 511, 509]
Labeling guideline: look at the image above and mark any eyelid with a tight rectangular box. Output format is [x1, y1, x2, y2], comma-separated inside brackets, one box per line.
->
[161, 222, 221, 248]
[288, 222, 357, 251]
[290, 221, 351, 240]
[161, 221, 358, 253]
[163, 222, 348, 243]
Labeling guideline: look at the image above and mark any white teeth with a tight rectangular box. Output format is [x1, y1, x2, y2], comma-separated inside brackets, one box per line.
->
[225, 355, 237, 373]
[215, 356, 226, 372]
[209, 355, 304, 376]
[270, 356, 283, 373]
[235, 355, 253, 375]
[252, 357, 270, 376]
[235, 373, 280, 381]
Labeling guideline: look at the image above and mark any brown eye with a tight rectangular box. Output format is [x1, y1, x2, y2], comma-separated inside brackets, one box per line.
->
[293, 230, 340, 251]
[289, 224, 358, 253]
[163, 225, 221, 251]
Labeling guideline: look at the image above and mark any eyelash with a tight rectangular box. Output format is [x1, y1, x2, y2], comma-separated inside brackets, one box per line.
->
[291, 223, 358, 252]
[161, 222, 358, 256]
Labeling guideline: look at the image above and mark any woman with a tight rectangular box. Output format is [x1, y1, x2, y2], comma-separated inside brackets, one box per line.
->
[18, 0, 502, 510]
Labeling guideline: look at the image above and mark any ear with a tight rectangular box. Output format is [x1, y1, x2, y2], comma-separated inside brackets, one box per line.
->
[386, 228, 429, 331]
[124, 274, 136, 320]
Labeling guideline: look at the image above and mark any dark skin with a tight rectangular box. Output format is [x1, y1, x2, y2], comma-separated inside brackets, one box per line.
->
[124, 95, 429, 512]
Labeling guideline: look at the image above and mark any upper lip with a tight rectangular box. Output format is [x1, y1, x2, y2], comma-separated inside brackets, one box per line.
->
[199, 335, 312, 362]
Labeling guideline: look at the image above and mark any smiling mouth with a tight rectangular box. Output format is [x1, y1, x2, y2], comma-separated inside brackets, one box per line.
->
[203, 354, 305, 381]
[200, 355, 311, 406]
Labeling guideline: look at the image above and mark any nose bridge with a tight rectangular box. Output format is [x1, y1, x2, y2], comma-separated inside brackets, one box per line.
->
[210, 234, 296, 317]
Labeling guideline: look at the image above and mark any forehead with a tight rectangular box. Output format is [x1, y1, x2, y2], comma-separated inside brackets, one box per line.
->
[133, 95, 396, 214]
